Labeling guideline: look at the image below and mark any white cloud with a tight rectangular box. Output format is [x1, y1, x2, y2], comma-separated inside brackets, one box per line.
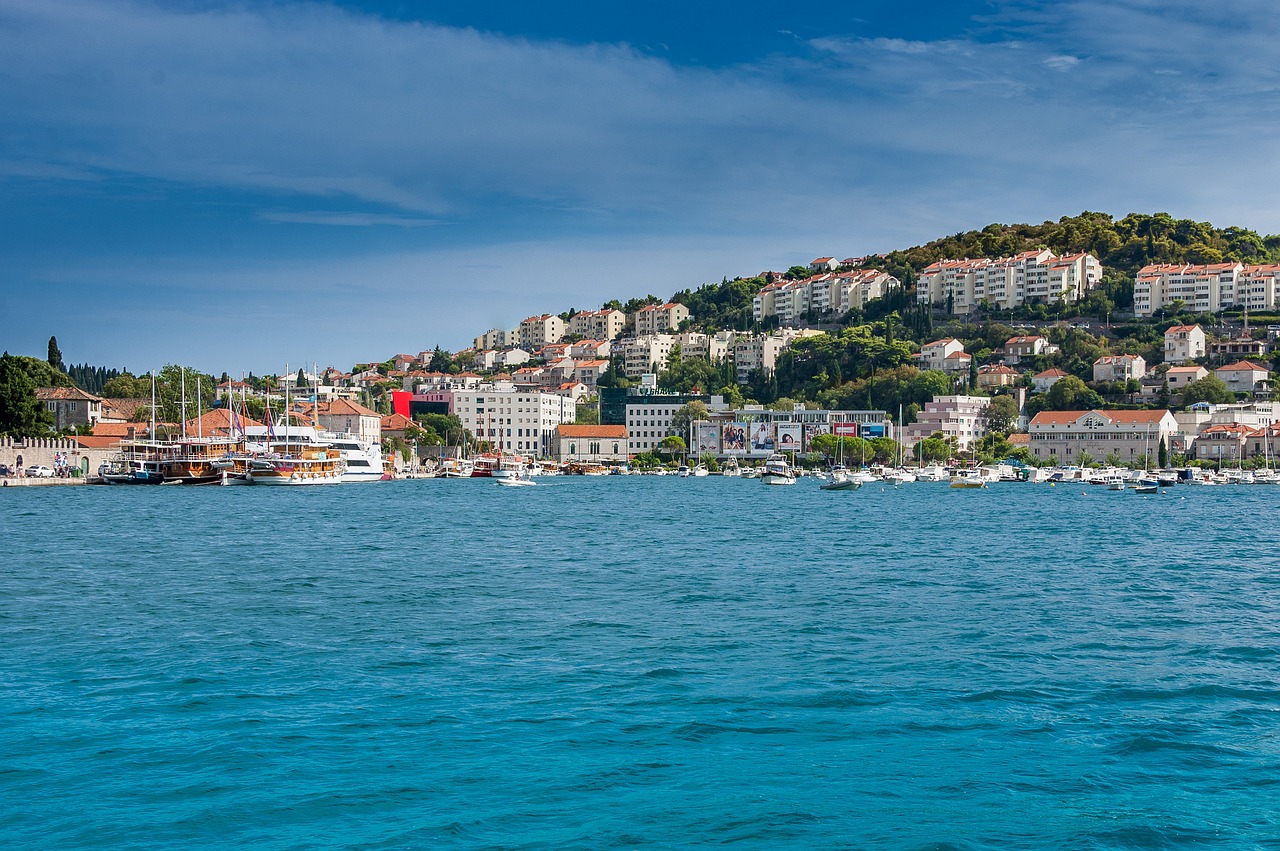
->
[258, 211, 443, 227]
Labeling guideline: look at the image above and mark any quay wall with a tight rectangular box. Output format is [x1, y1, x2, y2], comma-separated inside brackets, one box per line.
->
[0, 436, 116, 476]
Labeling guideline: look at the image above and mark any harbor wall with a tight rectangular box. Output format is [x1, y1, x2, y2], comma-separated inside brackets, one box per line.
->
[0, 436, 116, 475]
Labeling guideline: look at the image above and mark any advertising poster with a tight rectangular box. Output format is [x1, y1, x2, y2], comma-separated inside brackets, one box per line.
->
[721, 422, 747, 452]
[776, 422, 803, 452]
[861, 423, 887, 439]
[833, 422, 860, 438]
[750, 421, 775, 452]
[696, 424, 720, 454]
[803, 423, 830, 453]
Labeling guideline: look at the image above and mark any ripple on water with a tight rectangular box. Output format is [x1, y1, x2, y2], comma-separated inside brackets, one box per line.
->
[2, 479, 1280, 848]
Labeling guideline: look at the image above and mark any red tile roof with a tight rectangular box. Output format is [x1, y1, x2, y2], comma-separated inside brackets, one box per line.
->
[555, 425, 627, 438]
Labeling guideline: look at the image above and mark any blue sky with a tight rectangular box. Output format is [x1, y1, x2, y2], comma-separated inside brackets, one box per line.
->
[3, 0, 1278, 376]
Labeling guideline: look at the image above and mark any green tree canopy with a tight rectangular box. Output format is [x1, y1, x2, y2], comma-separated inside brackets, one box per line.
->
[983, 394, 1021, 434]
[0, 353, 55, 437]
[1179, 374, 1237, 406]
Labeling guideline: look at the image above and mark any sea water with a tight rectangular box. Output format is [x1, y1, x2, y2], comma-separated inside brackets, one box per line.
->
[2, 479, 1278, 849]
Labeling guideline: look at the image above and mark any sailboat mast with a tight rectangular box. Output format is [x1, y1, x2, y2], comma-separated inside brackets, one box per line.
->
[181, 367, 187, 440]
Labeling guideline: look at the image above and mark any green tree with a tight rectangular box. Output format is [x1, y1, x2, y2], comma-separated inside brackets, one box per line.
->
[575, 403, 600, 425]
[47, 336, 64, 372]
[669, 401, 709, 440]
[1158, 436, 1168, 468]
[659, 435, 687, 460]
[0, 353, 55, 436]
[1179, 374, 1236, 406]
[983, 395, 1020, 434]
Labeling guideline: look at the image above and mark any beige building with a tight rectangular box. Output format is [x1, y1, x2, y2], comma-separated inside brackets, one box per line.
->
[474, 328, 519, 350]
[554, 425, 628, 463]
[1163, 324, 1206, 364]
[451, 386, 577, 457]
[35, 386, 104, 431]
[632, 302, 690, 336]
[1166, 364, 1209, 390]
[568, 308, 626, 340]
[518, 314, 566, 350]
[977, 364, 1020, 391]
[1028, 409, 1178, 463]
[1134, 263, 1280, 317]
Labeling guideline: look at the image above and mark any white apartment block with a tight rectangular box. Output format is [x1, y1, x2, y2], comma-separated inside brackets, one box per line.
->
[753, 270, 898, 322]
[474, 328, 518, 350]
[732, 329, 822, 383]
[518, 314, 566, 350]
[1164, 324, 1207, 364]
[916, 251, 1101, 315]
[674, 330, 735, 363]
[451, 386, 577, 457]
[631, 302, 690, 335]
[1134, 263, 1280, 317]
[568, 308, 627, 340]
[621, 334, 677, 378]
[902, 395, 990, 451]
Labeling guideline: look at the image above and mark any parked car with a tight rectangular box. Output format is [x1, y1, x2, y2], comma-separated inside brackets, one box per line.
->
[0, 463, 10, 477]
[27, 465, 55, 478]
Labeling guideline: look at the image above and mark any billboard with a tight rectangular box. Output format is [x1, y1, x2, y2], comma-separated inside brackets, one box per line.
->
[696, 424, 720, 455]
[776, 423, 803, 452]
[833, 422, 860, 437]
[803, 423, 830, 453]
[722, 422, 747, 453]
[861, 423, 886, 439]
[750, 421, 775, 452]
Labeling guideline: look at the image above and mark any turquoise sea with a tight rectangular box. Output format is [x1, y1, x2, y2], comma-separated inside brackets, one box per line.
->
[2, 479, 1279, 849]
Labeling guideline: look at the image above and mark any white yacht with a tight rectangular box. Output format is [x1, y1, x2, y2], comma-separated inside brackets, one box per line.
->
[760, 454, 796, 486]
[321, 431, 388, 483]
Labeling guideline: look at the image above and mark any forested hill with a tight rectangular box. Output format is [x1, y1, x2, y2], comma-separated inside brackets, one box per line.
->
[875, 211, 1280, 282]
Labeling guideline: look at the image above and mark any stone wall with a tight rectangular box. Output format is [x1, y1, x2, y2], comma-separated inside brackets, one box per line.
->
[0, 436, 116, 475]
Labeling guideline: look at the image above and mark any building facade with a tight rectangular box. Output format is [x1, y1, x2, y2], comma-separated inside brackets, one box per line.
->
[1028, 409, 1178, 463]
[917, 251, 1102, 315]
[451, 386, 577, 457]
[554, 425, 628, 463]
[902, 395, 990, 451]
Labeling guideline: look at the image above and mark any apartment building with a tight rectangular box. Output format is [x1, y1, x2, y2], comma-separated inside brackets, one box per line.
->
[568, 308, 626, 340]
[474, 328, 518, 350]
[518, 314, 567, 350]
[918, 338, 965, 371]
[451, 385, 577, 457]
[632, 302, 690, 335]
[621, 334, 677, 378]
[752, 270, 898, 322]
[1133, 263, 1280, 316]
[902, 395, 990, 451]
[916, 251, 1101, 314]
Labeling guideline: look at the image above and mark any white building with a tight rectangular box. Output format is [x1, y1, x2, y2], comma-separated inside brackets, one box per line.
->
[621, 334, 676, 378]
[1133, 263, 1280, 317]
[902, 395, 990, 450]
[919, 338, 964, 371]
[753, 270, 898, 322]
[1092, 354, 1147, 383]
[732, 328, 822, 383]
[1215, 360, 1270, 396]
[451, 386, 577, 457]
[1163, 324, 1207, 364]
[554, 425, 628, 463]
[916, 251, 1101, 315]
[1028, 409, 1178, 464]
